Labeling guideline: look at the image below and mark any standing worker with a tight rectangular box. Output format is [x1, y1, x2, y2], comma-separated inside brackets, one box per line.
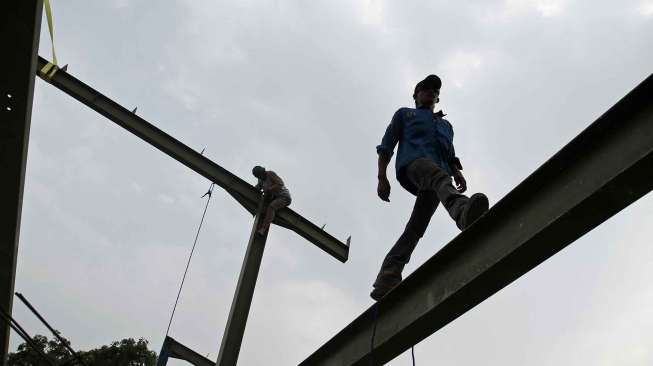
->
[371, 74, 490, 301]
[252, 166, 292, 236]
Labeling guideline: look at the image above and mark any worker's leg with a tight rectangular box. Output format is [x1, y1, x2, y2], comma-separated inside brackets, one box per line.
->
[371, 159, 486, 300]
[408, 158, 487, 230]
[373, 190, 439, 292]
[371, 160, 447, 299]
[257, 196, 291, 235]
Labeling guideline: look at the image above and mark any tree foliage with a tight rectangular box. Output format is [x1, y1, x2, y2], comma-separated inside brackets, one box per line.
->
[7, 334, 157, 366]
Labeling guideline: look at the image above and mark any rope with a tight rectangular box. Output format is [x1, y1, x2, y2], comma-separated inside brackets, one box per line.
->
[165, 183, 215, 336]
[368, 303, 417, 366]
[411, 346, 415, 366]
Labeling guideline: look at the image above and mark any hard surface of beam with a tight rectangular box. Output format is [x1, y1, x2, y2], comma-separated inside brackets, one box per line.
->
[0, 0, 43, 361]
[301, 74, 653, 366]
[35, 56, 348, 262]
[216, 204, 268, 366]
[158, 336, 214, 366]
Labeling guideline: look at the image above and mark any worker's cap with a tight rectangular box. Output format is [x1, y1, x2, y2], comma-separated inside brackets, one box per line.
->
[413, 74, 442, 98]
[252, 165, 266, 178]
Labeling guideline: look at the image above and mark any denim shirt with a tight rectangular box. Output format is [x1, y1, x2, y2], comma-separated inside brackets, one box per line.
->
[376, 106, 457, 195]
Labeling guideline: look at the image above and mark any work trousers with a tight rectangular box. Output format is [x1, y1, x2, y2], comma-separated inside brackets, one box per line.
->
[259, 195, 291, 233]
[374, 158, 468, 287]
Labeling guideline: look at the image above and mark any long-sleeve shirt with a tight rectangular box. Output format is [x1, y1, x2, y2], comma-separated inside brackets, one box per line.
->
[376, 106, 459, 195]
[255, 171, 291, 199]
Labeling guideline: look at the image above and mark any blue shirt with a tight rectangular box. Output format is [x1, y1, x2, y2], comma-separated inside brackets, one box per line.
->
[376, 106, 457, 195]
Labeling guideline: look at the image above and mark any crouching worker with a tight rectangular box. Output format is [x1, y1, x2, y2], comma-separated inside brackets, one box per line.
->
[252, 166, 292, 236]
[371, 74, 490, 301]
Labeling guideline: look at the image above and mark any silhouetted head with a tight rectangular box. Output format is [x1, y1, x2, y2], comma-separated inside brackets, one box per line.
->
[413, 74, 441, 109]
[252, 166, 266, 179]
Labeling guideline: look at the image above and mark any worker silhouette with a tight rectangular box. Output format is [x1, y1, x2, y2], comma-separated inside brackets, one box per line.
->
[371, 75, 490, 301]
[252, 166, 292, 236]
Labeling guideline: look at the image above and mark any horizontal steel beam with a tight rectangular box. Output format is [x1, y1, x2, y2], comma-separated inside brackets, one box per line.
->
[158, 336, 214, 366]
[301, 74, 653, 366]
[0, 0, 43, 360]
[35, 56, 348, 262]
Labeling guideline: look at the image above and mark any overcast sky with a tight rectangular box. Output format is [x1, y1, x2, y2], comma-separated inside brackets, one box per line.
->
[11, 0, 653, 365]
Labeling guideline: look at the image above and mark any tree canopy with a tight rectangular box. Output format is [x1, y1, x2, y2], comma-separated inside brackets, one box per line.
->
[7, 335, 157, 366]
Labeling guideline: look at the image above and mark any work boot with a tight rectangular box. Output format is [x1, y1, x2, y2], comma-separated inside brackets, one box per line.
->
[370, 270, 402, 301]
[459, 193, 489, 229]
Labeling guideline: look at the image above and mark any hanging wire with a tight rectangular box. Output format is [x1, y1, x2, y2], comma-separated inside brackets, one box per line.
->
[368, 303, 417, 366]
[411, 345, 415, 366]
[165, 183, 215, 336]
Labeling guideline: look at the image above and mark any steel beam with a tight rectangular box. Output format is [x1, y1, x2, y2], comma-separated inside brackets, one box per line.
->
[216, 202, 269, 366]
[35, 56, 349, 262]
[157, 336, 214, 366]
[0, 0, 43, 362]
[300, 74, 653, 366]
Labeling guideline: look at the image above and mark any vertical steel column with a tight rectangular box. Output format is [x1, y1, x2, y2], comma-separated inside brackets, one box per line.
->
[0, 0, 43, 362]
[216, 202, 269, 366]
[156, 337, 171, 366]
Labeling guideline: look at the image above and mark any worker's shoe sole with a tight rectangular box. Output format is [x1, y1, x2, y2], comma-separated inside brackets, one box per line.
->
[461, 193, 489, 229]
[370, 273, 401, 301]
[370, 282, 398, 301]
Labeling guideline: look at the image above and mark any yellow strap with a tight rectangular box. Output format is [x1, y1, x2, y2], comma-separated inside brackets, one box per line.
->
[39, 0, 59, 80]
[44, 0, 58, 66]
[39, 62, 59, 80]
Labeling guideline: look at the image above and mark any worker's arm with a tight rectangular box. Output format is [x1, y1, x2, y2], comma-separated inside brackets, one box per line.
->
[451, 163, 467, 193]
[376, 109, 403, 202]
[377, 153, 392, 202]
[263, 171, 283, 195]
[447, 124, 467, 193]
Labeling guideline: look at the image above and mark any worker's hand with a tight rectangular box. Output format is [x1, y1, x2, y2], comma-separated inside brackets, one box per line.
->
[453, 171, 467, 193]
[261, 191, 272, 203]
[377, 176, 391, 202]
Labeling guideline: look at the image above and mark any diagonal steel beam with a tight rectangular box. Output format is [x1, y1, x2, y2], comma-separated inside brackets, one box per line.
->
[0, 0, 43, 360]
[35, 56, 349, 262]
[301, 74, 653, 366]
[157, 336, 214, 366]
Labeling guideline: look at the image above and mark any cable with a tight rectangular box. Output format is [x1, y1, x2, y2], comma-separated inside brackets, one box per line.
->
[165, 183, 215, 336]
[368, 303, 417, 366]
[411, 346, 415, 366]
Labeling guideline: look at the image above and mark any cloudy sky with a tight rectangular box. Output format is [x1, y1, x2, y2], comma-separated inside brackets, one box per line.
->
[11, 0, 653, 365]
